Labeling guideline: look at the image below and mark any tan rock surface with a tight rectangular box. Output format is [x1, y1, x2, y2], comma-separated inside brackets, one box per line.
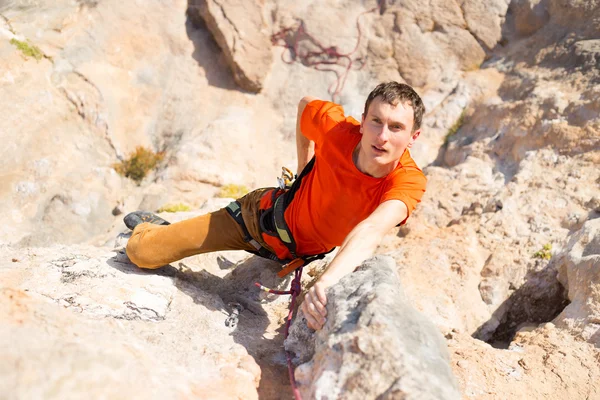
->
[188, 0, 273, 93]
[0, 250, 263, 399]
[448, 326, 600, 399]
[1, 0, 600, 398]
[0, 241, 294, 399]
[556, 218, 600, 345]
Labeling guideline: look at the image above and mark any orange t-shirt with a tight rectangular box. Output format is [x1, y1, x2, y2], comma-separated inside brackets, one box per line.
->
[284, 100, 427, 256]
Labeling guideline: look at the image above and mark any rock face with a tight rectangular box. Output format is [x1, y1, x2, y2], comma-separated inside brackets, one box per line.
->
[0, 243, 266, 399]
[2, 0, 600, 398]
[285, 256, 460, 400]
[188, 0, 273, 93]
[556, 218, 600, 345]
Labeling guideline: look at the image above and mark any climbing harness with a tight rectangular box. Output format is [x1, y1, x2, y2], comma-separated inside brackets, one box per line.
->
[224, 161, 333, 399]
[225, 157, 332, 278]
[224, 200, 281, 262]
[270, 1, 384, 102]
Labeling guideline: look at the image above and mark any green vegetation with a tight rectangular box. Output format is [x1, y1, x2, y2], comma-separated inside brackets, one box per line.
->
[533, 243, 552, 260]
[218, 183, 250, 199]
[443, 110, 467, 146]
[157, 203, 191, 213]
[113, 146, 165, 183]
[10, 38, 44, 60]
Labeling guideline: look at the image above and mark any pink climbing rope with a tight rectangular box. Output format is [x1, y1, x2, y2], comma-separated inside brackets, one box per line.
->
[270, 3, 384, 103]
[255, 266, 305, 400]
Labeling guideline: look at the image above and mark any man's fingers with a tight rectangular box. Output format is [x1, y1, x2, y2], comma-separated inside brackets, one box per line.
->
[302, 295, 325, 330]
[307, 290, 326, 318]
[314, 284, 327, 307]
[307, 301, 326, 326]
[308, 288, 327, 318]
[302, 303, 320, 330]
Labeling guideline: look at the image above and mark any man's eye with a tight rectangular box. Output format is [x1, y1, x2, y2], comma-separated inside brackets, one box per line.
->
[372, 118, 381, 123]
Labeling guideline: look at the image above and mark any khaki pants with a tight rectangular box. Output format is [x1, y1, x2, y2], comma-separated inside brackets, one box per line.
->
[126, 188, 275, 269]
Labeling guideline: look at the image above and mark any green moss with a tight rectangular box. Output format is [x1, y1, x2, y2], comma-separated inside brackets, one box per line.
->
[444, 110, 467, 147]
[533, 243, 552, 260]
[157, 203, 191, 213]
[10, 38, 44, 60]
[112, 146, 165, 183]
[218, 184, 250, 199]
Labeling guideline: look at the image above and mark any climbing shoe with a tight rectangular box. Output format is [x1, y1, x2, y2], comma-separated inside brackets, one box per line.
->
[123, 211, 171, 230]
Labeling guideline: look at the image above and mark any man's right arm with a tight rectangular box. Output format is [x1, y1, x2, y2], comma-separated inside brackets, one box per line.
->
[296, 96, 318, 175]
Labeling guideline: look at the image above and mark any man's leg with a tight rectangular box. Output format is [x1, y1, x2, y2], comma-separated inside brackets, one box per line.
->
[126, 207, 254, 269]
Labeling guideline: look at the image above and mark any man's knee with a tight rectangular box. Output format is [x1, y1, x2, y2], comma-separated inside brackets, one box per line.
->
[126, 232, 163, 270]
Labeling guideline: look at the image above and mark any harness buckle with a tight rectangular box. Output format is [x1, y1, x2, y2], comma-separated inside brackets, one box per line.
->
[277, 258, 305, 278]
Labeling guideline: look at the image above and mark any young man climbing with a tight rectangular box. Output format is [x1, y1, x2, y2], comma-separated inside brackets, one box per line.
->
[125, 81, 427, 331]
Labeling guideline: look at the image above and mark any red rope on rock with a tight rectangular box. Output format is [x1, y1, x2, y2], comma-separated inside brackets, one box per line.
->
[271, 2, 383, 102]
[255, 266, 305, 400]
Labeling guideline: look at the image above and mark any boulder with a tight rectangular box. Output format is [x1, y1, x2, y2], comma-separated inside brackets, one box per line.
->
[512, 0, 550, 37]
[555, 218, 600, 345]
[459, 0, 510, 50]
[188, 0, 272, 93]
[0, 243, 279, 399]
[285, 255, 460, 400]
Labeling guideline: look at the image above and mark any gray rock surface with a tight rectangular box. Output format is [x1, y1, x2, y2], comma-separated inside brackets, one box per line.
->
[188, 0, 272, 93]
[285, 256, 460, 400]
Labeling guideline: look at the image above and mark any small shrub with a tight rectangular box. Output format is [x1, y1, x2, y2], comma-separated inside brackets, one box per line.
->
[533, 243, 552, 260]
[113, 146, 164, 183]
[444, 110, 466, 146]
[218, 183, 250, 199]
[10, 38, 44, 60]
[157, 203, 191, 213]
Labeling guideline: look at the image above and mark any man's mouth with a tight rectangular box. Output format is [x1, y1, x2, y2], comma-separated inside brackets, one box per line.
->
[372, 145, 386, 154]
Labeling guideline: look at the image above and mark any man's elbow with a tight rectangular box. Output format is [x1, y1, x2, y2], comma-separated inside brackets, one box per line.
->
[299, 96, 317, 111]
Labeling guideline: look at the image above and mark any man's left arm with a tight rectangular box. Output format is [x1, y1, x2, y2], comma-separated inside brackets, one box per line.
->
[300, 199, 408, 330]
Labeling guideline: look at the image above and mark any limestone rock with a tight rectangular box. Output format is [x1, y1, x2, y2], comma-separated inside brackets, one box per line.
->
[188, 0, 272, 93]
[574, 39, 600, 68]
[512, 0, 550, 36]
[0, 244, 284, 399]
[459, 0, 510, 50]
[449, 326, 600, 399]
[555, 218, 600, 345]
[376, 0, 490, 88]
[0, 287, 202, 399]
[2, 0, 600, 397]
[286, 256, 460, 400]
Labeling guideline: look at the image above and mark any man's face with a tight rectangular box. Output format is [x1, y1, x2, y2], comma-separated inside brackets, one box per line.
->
[359, 96, 421, 170]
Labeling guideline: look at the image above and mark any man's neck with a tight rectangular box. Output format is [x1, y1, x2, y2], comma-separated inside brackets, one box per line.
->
[353, 143, 399, 178]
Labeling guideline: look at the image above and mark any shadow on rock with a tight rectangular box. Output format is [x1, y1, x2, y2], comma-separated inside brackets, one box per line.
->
[473, 260, 570, 348]
[185, 4, 237, 91]
[106, 248, 295, 398]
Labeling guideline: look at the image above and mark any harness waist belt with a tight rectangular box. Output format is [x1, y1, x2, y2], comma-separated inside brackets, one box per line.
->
[225, 200, 280, 262]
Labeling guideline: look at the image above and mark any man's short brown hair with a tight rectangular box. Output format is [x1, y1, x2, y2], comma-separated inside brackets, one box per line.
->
[363, 82, 425, 132]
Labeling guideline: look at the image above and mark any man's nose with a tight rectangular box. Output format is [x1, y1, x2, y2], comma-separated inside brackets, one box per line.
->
[376, 125, 390, 141]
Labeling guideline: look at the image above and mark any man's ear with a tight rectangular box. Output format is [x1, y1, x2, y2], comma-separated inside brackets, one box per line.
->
[407, 129, 421, 148]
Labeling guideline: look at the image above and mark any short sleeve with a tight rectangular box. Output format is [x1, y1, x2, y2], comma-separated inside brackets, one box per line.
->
[381, 169, 427, 225]
[300, 100, 347, 146]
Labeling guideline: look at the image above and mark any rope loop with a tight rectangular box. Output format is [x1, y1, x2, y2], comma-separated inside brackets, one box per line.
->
[271, 2, 384, 102]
